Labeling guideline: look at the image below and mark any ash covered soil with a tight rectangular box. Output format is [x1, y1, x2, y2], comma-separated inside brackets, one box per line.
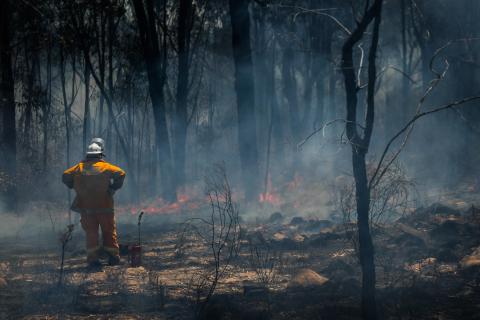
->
[2, 194, 480, 319]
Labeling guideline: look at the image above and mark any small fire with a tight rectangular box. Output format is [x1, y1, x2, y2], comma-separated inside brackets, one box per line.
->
[287, 173, 303, 191]
[259, 174, 283, 206]
[259, 191, 282, 206]
[118, 190, 206, 216]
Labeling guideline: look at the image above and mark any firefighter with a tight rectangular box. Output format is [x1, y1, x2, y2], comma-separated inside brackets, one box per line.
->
[62, 138, 126, 267]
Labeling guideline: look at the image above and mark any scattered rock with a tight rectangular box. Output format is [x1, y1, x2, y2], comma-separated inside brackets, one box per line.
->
[303, 219, 333, 232]
[290, 216, 306, 225]
[404, 257, 436, 273]
[437, 263, 457, 273]
[271, 231, 307, 246]
[398, 203, 462, 228]
[268, 212, 284, 224]
[322, 259, 355, 279]
[272, 232, 286, 241]
[429, 220, 476, 248]
[306, 232, 341, 247]
[395, 223, 428, 247]
[247, 231, 267, 246]
[460, 247, 480, 269]
[288, 268, 329, 288]
[291, 233, 306, 243]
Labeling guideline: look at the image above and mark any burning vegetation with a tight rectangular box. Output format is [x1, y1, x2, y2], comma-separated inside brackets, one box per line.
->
[1, 0, 480, 319]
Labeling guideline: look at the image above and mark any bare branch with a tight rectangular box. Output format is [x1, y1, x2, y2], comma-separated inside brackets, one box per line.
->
[297, 119, 366, 149]
[369, 41, 456, 189]
[279, 5, 352, 35]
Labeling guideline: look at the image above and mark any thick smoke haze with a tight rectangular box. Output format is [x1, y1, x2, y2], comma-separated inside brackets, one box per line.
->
[0, 0, 479, 230]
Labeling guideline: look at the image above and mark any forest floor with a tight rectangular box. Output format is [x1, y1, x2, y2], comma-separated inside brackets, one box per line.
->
[2, 185, 480, 319]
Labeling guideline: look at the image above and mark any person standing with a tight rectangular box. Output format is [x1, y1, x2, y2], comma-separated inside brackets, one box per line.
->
[62, 138, 125, 267]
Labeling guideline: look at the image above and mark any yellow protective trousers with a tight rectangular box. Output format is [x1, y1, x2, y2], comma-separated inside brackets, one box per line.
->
[80, 212, 120, 263]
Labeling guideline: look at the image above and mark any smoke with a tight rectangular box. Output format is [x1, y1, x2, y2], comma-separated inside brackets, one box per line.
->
[3, 0, 479, 229]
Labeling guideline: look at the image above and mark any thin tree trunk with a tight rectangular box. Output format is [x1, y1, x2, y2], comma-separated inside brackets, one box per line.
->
[60, 49, 73, 223]
[270, 32, 284, 160]
[281, 36, 300, 144]
[340, 1, 383, 319]
[174, 0, 193, 191]
[252, 5, 269, 155]
[23, 38, 35, 150]
[43, 40, 52, 171]
[0, 0, 16, 211]
[107, 5, 115, 153]
[229, 0, 260, 201]
[98, 11, 106, 136]
[400, 0, 408, 126]
[131, 0, 176, 202]
[83, 59, 91, 153]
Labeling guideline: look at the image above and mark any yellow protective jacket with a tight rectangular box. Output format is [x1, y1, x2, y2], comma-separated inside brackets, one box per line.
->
[62, 159, 126, 214]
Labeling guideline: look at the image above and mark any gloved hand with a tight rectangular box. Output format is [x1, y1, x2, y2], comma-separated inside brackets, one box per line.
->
[108, 187, 116, 196]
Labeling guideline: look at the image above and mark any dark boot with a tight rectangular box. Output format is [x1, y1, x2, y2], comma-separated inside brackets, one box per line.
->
[108, 255, 121, 266]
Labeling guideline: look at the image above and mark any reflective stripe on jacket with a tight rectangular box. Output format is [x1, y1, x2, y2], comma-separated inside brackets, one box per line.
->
[62, 159, 125, 213]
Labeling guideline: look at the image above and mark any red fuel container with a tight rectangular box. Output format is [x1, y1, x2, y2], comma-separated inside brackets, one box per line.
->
[128, 245, 142, 267]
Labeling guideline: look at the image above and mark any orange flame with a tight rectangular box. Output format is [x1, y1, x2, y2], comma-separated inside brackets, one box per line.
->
[259, 174, 283, 206]
[118, 191, 206, 216]
[259, 191, 282, 206]
[287, 173, 303, 191]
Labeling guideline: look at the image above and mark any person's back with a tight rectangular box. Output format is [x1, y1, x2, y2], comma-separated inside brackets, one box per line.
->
[64, 158, 125, 213]
[62, 139, 125, 268]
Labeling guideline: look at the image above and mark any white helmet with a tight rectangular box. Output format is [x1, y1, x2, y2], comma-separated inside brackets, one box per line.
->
[90, 137, 105, 151]
[86, 143, 103, 156]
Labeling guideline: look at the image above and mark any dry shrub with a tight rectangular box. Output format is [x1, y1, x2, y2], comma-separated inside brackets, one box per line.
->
[179, 164, 241, 318]
[336, 160, 417, 252]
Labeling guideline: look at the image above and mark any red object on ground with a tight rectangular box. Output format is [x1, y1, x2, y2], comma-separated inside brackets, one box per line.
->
[129, 245, 142, 267]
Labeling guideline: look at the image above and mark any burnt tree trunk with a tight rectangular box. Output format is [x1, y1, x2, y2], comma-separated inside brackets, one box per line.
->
[60, 49, 77, 223]
[340, 1, 383, 319]
[97, 9, 106, 136]
[83, 59, 91, 153]
[252, 4, 269, 154]
[282, 47, 300, 140]
[229, 0, 260, 201]
[174, 0, 193, 190]
[0, 0, 16, 211]
[43, 40, 52, 171]
[132, 0, 176, 201]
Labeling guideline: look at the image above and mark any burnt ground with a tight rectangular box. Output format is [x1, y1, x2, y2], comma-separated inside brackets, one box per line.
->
[2, 199, 480, 319]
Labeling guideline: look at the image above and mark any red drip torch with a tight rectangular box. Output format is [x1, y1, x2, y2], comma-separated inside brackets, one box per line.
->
[129, 211, 144, 267]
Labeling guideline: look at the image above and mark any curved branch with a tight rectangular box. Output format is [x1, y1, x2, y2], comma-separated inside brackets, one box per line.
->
[371, 95, 480, 189]
[364, 37, 480, 188]
[281, 5, 352, 35]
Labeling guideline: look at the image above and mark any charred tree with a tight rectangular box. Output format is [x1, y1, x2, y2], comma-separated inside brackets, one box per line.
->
[310, 6, 334, 129]
[0, 0, 17, 211]
[340, 0, 383, 319]
[132, 0, 176, 201]
[174, 0, 194, 191]
[95, 6, 107, 136]
[42, 39, 52, 171]
[252, 3, 269, 152]
[229, 0, 260, 201]
[83, 59, 91, 153]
